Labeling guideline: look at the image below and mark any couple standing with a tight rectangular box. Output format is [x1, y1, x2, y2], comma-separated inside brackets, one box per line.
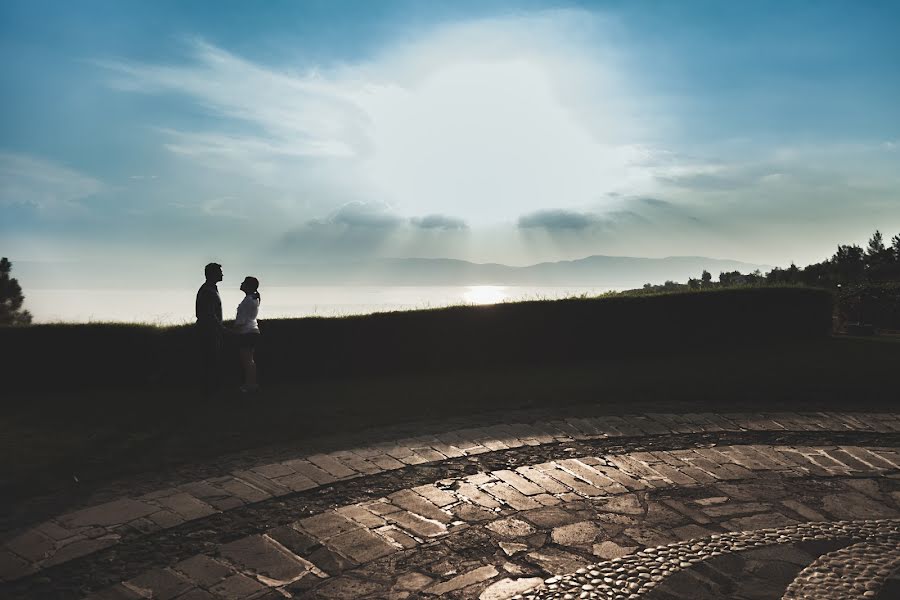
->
[196, 262, 261, 394]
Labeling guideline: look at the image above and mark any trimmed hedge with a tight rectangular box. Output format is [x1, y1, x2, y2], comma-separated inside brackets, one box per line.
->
[0, 287, 833, 391]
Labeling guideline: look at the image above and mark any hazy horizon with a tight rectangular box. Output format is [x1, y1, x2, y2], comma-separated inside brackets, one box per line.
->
[3, 1, 899, 314]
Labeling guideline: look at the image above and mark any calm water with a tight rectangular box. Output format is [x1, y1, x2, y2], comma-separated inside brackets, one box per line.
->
[26, 285, 617, 325]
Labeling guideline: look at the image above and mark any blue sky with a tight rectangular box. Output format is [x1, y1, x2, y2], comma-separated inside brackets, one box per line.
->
[2, 0, 899, 277]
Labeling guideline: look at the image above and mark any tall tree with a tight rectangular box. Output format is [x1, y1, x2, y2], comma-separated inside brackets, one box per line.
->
[892, 233, 900, 260]
[0, 257, 33, 326]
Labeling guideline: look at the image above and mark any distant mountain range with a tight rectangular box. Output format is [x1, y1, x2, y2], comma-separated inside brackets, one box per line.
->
[18, 255, 771, 289]
[275, 255, 772, 287]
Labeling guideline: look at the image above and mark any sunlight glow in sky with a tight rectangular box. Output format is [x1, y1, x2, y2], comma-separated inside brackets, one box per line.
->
[2, 0, 899, 281]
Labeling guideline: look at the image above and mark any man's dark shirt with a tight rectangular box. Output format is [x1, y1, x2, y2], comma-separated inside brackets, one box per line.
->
[196, 281, 223, 331]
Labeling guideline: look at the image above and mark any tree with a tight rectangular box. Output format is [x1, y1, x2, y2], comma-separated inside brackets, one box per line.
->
[0, 257, 33, 326]
[831, 244, 865, 284]
[701, 269, 712, 288]
[892, 234, 900, 260]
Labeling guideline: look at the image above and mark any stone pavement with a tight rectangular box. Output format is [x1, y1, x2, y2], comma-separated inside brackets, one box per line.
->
[1, 412, 899, 599]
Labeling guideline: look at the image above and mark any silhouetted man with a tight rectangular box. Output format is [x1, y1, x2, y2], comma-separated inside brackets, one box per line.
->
[196, 262, 225, 394]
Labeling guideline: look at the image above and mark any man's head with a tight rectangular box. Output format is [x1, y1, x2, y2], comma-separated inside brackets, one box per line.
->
[204, 262, 223, 283]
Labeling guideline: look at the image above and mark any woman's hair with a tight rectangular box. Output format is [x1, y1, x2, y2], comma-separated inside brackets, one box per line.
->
[244, 276, 261, 304]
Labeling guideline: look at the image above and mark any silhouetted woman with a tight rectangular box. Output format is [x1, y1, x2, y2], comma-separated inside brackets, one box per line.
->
[234, 276, 261, 393]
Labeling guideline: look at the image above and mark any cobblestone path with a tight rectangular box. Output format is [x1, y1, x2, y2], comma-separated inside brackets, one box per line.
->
[2, 412, 899, 599]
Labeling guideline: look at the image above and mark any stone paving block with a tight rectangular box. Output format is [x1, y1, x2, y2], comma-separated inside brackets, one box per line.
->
[174, 554, 235, 587]
[436, 430, 488, 454]
[483, 482, 542, 511]
[493, 470, 546, 496]
[282, 459, 337, 485]
[388, 489, 452, 523]
[680, 450, 750, 480]
[326, 526, 397, 564]
[178, 480, 242, 507]
[84, 583, 146, 600]
[232, 471, 290, 497]
[504, 422, 552, 445]
[388, 510, 448, 538]
[534, 493, 561, 506]
[126, 567, 194, 600]
[515, 466, 569, 494]
[59, 498, 157, 528]
[251, 463, 295, 479]
[452, 504, 497, 522]
[146, 509, 185, 529]
[216, 477, 272, 503]
[332, 450, 383, 475]
[838, 446, 899, 470]
[336, 504, 388, 528]
[597, 415, 641, 436]
[701, 501, 773, 518]
[741, 445, 802, 472]
[801, 449, 854, 474]
[529, 421, 575, 442]
[570, 459, 644, 491]
[479, 576, 543, 600]
[534, 463, 605, 498]
[376, 525, 419, 549]
[42, 534, 119, 567]
[396, 449, 432, 464]
[155, 492, 218, 520]
[265, 525, 319, 557]
[171, 589, 216, 600]
[5, 528, 55, 562]
[630, 414, 674, 435]
[426, 565, 498, 595]
[209, 573, 267, 600]
[407, 446, 448, 462]
[33, 520, 79, 542]
[525, 548, 589, 575]
[547, 420, 588, 440]
[721, 512, 798, 531]
[870, 449, 900, 468]
[821, 491, 899, 520]
[307, 453, 358, 479]
[660, 498, 712, 524]
[218, 534, 311, 583]
[271, 472, 318, 493]
[0, 548, 36, 581]
[550, 521, 602, 546]
[456, 482, 504, 508]
[361, 498, 402, 516]
[368, 453, 407, 471]
[297, 511, 361, 541]
[779, 499, 827, 521]
[637, 460, 699, 486]
[708, 446, 772, 471]
[606, 455, 672, 487]
[412, 484, 458, 507]
[822, 447, 881, 472]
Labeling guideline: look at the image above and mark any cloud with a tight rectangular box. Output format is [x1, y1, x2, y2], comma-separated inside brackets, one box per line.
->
[410, 214, 468, 230]
[0, 152, 104, 215]
[517, 209, 605, 231]
[97, 13, 658, 225]
[317, 201, 404, 229]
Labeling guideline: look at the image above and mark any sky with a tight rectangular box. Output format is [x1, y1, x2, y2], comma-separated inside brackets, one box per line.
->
[2, 0, 900, 285]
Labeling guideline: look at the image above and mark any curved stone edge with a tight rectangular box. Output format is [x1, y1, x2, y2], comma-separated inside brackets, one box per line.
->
[528, 519, 900, 600]
[69, 444, 900, 600]
[782, 539, 900, 600]
[1, 411, 898, 582]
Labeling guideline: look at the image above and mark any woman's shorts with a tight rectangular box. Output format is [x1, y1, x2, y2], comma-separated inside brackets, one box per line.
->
[237, 333, 260, 349]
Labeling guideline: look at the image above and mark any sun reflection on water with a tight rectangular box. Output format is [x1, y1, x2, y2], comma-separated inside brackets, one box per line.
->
[463, 285, 507, 305]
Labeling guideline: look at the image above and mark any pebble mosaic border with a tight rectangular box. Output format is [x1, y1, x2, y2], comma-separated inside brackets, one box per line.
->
[526, 519, 900, 599]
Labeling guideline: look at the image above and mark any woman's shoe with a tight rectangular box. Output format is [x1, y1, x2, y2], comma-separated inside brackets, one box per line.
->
[240, 383, 259, 393]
